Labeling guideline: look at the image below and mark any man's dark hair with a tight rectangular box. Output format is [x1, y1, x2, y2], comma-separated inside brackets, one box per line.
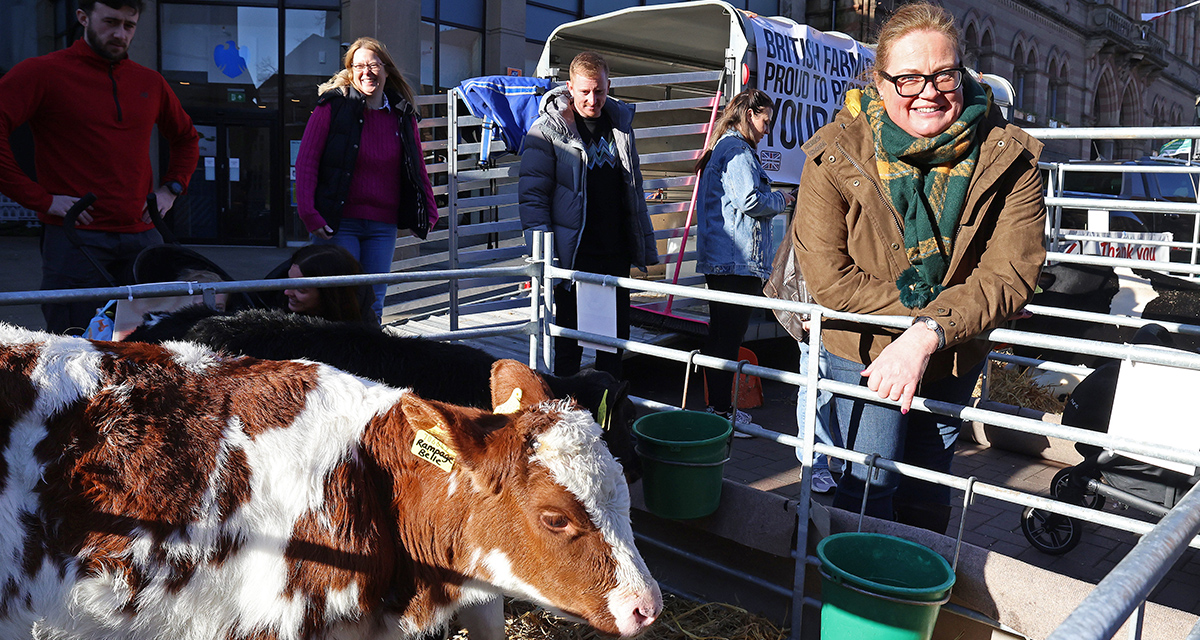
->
[79, 0, 145, 15]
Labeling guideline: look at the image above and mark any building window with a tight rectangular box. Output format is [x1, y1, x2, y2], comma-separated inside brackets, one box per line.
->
[1, 0, 39, 73]
[421, 0, 484, 92]
[1048, 62, 1068, 124]
[161, 4, 281, 110]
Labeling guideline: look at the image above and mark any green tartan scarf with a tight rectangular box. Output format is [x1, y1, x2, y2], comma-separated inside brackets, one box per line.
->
[861, 76, 990, 308]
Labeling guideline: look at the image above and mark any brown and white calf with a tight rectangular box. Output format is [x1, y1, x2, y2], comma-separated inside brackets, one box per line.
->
[0, 324, 661, 640]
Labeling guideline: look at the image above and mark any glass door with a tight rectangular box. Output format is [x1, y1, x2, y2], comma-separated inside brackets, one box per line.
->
[170, 115, 279, 245]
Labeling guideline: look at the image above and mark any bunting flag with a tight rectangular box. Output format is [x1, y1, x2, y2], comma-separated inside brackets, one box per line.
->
[1142, 0, 1200, 21]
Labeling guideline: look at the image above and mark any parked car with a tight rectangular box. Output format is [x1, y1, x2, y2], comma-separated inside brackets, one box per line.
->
[1054, 157, 1200, 262]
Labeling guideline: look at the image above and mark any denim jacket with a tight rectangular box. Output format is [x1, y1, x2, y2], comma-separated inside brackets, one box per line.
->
[696, 130, 788, 279]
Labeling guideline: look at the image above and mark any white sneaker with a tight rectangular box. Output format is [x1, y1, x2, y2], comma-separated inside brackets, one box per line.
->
[811, 468, 837, 494]
[706, 407, 754, 437]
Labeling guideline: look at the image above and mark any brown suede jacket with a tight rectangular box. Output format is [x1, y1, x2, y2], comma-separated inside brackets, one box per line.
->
[792, 104, 1046, 381]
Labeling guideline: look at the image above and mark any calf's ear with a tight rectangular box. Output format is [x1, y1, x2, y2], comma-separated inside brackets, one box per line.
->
[490, 360, 554, 412]
[401, 394, 458, 449]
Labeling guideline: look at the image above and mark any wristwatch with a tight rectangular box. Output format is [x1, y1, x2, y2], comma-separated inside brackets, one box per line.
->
[164, 180, 185, 196]
[912, 316, 946, 350]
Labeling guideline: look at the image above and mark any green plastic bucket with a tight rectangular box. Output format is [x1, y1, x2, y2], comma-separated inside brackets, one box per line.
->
[632, 410, 732, 519]
[816, 533, 955, 640]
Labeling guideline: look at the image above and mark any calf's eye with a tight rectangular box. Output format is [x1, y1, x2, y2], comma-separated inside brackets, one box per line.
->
[540, 512, 569, 531]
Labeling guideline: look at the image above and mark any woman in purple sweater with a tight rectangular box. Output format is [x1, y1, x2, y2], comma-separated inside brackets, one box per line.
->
[295, 37, 438, 322]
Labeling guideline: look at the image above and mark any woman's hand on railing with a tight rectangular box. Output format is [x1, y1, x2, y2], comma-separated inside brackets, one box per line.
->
[860, 325, 939, 414]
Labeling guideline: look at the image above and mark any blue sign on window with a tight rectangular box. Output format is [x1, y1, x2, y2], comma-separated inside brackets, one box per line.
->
[214, 41, 249, 79]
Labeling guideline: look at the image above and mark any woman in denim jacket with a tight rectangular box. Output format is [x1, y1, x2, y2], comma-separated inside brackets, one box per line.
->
[696, 89, 795, 426]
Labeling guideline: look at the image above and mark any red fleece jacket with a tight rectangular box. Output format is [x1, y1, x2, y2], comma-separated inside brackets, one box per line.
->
[0, 39, 200, 232]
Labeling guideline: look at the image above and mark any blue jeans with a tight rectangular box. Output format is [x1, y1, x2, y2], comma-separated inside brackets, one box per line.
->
[315, 218, 395, 321]
[794, 342, 840, 472]
[823, 348, 982, 522]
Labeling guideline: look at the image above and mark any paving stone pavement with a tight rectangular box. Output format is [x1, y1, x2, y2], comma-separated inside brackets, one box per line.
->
[718, 374, 1200, 616]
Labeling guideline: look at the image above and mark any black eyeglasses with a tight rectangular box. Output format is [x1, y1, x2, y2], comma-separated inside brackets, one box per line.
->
[351, 62, 383, 73]
[878, 67, 965, 98]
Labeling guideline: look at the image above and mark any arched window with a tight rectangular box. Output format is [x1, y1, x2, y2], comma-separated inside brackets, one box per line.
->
[979, 29, 995, 74]
[964, 23, 980, 71]
[1048, 60, 1069, 124]
[1022, 48, 1038, 114]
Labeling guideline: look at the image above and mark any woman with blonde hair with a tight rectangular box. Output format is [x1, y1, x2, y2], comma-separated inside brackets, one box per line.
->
[695, 88, 795, 428]
[791, 2, 1045, 531]
[294, 37, 437, 322]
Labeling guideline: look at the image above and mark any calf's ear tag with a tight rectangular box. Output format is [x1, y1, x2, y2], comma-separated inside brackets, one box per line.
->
[412, 430, 456, 472]
[494, 388, 523, 414]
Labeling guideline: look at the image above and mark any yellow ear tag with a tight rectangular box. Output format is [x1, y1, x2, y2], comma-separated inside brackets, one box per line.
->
[412, 430, 456, 472]
[494, 387, 523, 415]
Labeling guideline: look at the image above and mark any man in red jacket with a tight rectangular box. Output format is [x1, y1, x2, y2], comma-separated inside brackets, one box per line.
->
[0, 0, 199, 333]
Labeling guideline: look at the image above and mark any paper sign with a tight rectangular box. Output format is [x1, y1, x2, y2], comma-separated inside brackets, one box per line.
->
[204, 157, 215, 181]
[1108, 356, 1200, 475]
[230, 158, 241, 182]
[412, 429, 456, 471]
[576, 281, 617, 353]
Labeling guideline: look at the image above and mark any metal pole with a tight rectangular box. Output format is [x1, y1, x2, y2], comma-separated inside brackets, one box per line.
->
[1047, 481, 1200, 640]
[447, 89, 461, 331]
[541, 231, 555, 374]
[528, 232, 542, 369]
[790, 311, 823, 640]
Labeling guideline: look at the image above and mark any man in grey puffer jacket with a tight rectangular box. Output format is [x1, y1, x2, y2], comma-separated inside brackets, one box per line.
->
[519, 51, 659, 378]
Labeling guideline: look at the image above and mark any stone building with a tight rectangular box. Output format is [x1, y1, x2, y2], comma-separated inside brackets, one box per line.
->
[806, 0, 1200, 161]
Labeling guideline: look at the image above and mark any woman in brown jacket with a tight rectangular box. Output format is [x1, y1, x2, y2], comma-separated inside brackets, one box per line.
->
[792, 2, 1046, 532]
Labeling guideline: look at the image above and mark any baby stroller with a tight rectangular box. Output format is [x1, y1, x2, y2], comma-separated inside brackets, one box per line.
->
[1020, 323, 1200, 555]
[65, 195, 263, 338]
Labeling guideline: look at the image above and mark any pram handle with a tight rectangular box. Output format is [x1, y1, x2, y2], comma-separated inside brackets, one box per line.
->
[61, 193, 117, 287]
[61, 192, 98, 235]
[144, 193, 179, 245]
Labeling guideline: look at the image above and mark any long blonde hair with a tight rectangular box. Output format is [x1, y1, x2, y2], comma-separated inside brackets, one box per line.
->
[317, 37, 415, 105]
[694, 89, 774, 174]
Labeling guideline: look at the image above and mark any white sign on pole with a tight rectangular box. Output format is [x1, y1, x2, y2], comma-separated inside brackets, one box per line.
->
[1060, 229, 1173, 262]
[747, 16, 874, 185]
[576, 282, 617, 353]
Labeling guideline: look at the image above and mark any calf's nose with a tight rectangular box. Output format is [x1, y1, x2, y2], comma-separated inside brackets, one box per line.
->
[614, 582, 663, 637]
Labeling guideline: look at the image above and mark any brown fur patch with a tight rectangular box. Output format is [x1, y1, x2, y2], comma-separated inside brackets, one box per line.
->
[0, 343, 41, 493]
[284, 457, 396, 630]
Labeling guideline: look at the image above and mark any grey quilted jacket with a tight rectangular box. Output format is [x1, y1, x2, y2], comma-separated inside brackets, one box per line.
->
[517, 86, 659, 272]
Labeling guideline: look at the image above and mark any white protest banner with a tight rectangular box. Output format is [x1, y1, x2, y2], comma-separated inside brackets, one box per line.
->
[747, 16, 874, 184]
[1060, 229, 1173, 262]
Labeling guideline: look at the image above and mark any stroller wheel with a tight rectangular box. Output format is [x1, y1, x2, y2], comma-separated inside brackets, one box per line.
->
[1051, 468, 1106, 511]
[1021, 506, 1082, 555]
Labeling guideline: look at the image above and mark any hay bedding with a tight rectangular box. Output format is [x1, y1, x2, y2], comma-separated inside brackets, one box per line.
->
[977, 354, 1066, 415]
[448, 595, 787, 640]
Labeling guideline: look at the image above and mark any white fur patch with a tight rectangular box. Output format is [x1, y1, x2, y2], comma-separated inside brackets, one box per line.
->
[529, 401, 654, 597]
[0, 329, 423, 640]
[164, 339, 224, 373]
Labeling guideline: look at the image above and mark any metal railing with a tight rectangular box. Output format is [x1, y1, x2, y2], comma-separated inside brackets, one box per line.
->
[1033, 127, 1200, 268]
[1, 227, 1197, 640]
[531, 230, 1200, 640]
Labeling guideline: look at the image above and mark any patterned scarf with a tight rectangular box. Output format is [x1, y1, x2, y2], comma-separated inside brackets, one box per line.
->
[860, 76, 990, 308]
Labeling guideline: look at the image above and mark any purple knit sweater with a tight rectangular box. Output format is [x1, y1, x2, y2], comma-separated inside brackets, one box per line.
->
[295, 102, 402, 231]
